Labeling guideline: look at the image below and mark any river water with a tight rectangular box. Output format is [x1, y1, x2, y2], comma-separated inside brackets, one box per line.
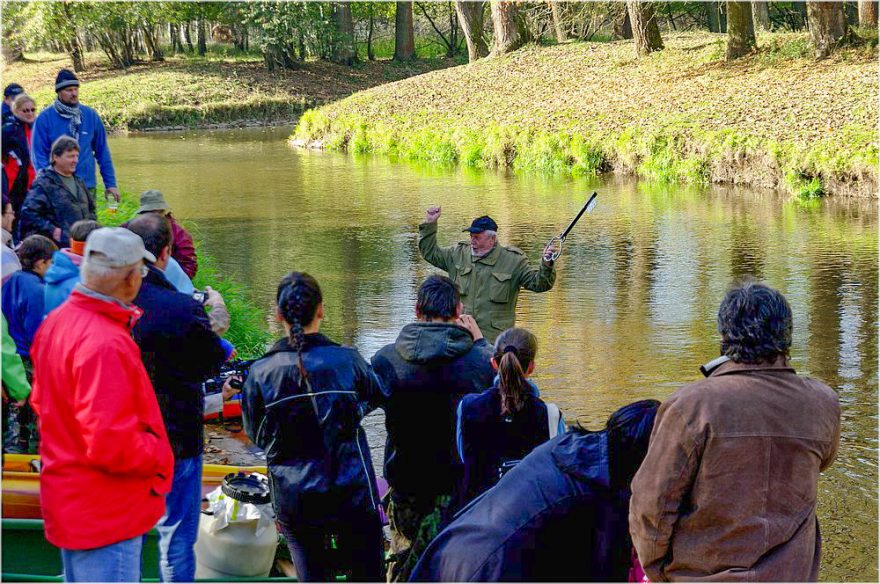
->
[108, 126, 877, 581]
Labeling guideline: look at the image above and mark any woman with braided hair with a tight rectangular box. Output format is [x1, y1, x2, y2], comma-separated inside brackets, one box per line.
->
[241, 272, 386, 582]
[455, 327, 566, 507]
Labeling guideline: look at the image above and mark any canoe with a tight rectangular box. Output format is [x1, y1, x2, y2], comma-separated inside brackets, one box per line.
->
[2, 454, 267, 520]
[1, 518, 294, 582]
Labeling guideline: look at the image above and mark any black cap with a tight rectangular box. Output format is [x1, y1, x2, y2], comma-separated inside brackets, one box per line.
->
[463, 215, 498, 234]
[55, 69, 80, 92]
[4, 84, 23, 99]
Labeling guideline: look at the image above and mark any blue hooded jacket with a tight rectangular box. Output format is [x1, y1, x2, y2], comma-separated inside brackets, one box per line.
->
[1, 269, 46, 358]
[31, 103, 116, 190]
[410, 430, 632, 582]
[43, 250, 80, 316]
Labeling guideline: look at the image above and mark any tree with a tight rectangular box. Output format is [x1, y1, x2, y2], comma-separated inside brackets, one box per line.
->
[727, 1, 757, 59]
[706, 1, 724, 31]
[858, 0, 878, 26]
[332, 3, 357, 65]
[752, 1, 770, 30]
[627, 1, 664, 56]
[807, 1, 850, 59]
[455, 1, 489, 61]
[614, 7, 634, 39]
[394, 2, 416, 61]
[490, 0, 528, 55]
[549, 1, 567, 42]
[415, 2, 463, 58]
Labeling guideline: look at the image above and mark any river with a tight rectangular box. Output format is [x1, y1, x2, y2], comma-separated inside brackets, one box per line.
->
[108, 126, 877, 581]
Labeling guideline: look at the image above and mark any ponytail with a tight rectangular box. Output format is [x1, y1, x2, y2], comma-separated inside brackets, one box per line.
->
[276, 272, 322, 388]
[494, 328, 538, 416]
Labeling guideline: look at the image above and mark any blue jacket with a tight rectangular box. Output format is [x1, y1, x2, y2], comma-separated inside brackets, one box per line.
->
[371, 322, 495, 502]
[410, 430, 632, 582]
[132, 266, 226, 460]
[456, 383, 564, 507]
[1, 269, 45, 359]
[31, 103, 116, 190]
[19, 168, 95, 247]
[43, 250, 80, 316]
[242, 334, 386, 525]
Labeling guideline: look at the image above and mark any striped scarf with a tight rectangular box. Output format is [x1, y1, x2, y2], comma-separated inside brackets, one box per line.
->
[53, 98, 81, 140]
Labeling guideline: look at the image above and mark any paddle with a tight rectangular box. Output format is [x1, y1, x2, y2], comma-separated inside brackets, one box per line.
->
[545, 192, 598, 261]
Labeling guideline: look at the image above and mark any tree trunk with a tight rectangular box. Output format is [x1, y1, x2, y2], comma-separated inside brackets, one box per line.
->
[727, 2, 757, 59]
[169, 24, 180, 53]
[752, 1, 770, 30]
[807, 1, 850, 58]
[792, 1, 808, 29]
[367, 4, 375, 60]
[455, 1, 489, 62]
[490, 1, 527, 55]
[332, 3, 357, 65]
[858, 0, 878, 25]
[143, 26, 164, 61]
[549, 1, 567, 42]
[197, 18, 207, 56]
[184, 22, 194, 52]
[627, 1, 664, 56]
[394, 2, 416, 61]
[70, 35, 85, 72]
[615, 8, 634, 39]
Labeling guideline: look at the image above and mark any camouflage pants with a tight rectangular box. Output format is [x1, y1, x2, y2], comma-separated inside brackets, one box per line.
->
[386, 492, 453, 583]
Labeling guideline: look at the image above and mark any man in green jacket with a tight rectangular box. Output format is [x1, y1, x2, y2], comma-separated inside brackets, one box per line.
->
[418, 206, 557, 344]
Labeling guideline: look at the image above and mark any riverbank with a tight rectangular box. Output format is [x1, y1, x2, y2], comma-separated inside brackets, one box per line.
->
[96, 192, 273, 358]
[5, 51, 459, 131]
[292, 32, 878, 198]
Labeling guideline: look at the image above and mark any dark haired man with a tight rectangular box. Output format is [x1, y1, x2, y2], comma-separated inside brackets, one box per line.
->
[126, 213, 228, 582]
[371, 275, 495, 581]
[629, 280, 841, 581]
[31, 70, 119, 202]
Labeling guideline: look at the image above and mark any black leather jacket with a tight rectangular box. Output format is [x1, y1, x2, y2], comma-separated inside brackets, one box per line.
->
[242, 334, 386, 523]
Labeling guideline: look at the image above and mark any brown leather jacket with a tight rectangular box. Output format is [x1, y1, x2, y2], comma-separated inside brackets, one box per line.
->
[629, 358, 840, 582]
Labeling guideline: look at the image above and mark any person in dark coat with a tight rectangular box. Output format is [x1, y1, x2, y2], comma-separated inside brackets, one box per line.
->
[2, 83, 23, 125]
[127, 213, 227, 582]
[410, 399, 660, 583]
[242, 272, 386, 582]
[2, 93, 37, 228]
[456, 327, 565, 508]
[370, 275, 495, 582]
[19, 135, 95, 248]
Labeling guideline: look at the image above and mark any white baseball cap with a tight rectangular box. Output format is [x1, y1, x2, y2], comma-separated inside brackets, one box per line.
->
[84, 227, 156, 267]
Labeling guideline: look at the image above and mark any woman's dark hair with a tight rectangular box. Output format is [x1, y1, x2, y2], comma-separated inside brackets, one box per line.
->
[494, 328, 538, 416]
[49, 135, 79, 165]
[69, 220, 101, 243]
[17, 234, 57, 270]
[718, 278, 792, 364]
[277, 272, 323, 384]
[417, 275, 460, 320]
[606, 399, 660, 487]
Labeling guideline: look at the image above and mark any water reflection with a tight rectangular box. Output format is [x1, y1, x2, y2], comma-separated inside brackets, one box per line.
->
[109, 127, 877, 582]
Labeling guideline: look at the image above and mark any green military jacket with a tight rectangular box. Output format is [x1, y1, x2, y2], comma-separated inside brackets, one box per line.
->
[418, 222, 556, 343]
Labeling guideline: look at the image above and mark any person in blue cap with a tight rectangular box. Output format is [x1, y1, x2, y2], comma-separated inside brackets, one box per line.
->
[2, 83, 24, 125]
[418, 207, 557, 343]
[31, 69, 120, 203]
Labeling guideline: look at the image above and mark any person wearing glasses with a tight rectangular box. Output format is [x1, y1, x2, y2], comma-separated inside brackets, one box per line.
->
[2, 93, 38, 233]
[20, 136, 96, 248]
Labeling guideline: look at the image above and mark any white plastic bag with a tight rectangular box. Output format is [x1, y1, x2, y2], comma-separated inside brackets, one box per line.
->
[204, 473, 275, 537]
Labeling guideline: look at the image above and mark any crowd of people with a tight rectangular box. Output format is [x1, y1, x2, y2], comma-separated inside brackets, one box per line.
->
[1, 70, 842, 583]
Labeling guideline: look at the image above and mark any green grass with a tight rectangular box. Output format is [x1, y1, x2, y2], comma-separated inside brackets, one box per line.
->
[293, 31, 878, 197]
[5, 49, 460, 131]
[96, 191, 272, 358]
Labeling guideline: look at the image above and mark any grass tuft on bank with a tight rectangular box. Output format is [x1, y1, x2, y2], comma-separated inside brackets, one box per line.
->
[6, 50, 459, 131]
[96, 192, 273, 358]
[292, 32, 878, 198]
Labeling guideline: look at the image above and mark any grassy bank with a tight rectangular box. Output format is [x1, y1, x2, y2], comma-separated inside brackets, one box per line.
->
[5, 50, 459, 131]
[96, 192, 273, 358]
[293, 32, 878, 198]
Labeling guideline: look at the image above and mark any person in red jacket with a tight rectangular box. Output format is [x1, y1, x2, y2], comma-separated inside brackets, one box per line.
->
[132, 189, 198, 278]
[30, 227, 173, 583]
